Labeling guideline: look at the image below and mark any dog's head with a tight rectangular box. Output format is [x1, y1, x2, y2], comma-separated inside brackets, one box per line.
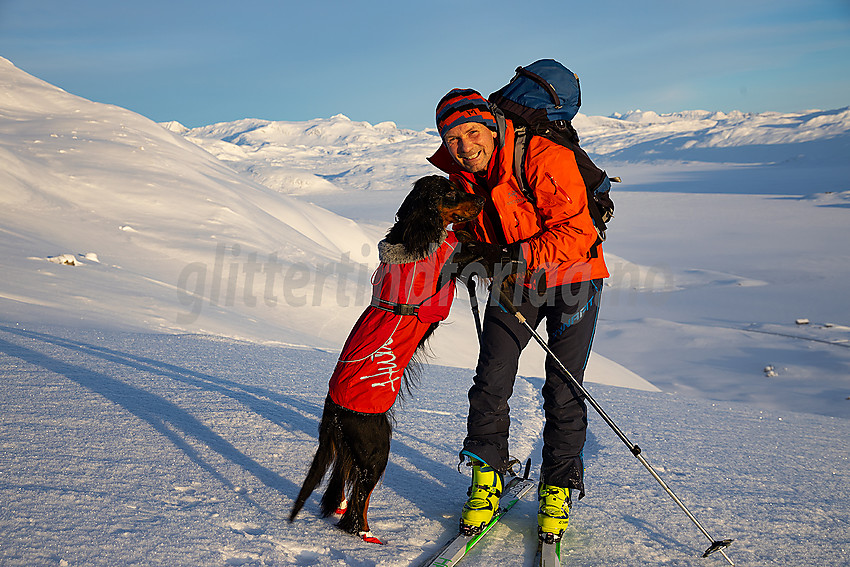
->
[386, 175, 484, 258]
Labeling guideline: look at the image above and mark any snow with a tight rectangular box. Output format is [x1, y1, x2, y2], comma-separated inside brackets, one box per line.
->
[0, 56, 848, 566]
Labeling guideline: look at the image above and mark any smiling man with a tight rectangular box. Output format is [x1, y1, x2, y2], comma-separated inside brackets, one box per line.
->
[429, 88, 608, 543]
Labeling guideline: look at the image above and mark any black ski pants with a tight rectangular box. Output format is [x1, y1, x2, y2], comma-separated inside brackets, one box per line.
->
[463, 279, 602, 498]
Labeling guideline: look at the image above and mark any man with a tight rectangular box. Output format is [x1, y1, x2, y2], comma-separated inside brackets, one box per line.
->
[428, 88, 609, 540]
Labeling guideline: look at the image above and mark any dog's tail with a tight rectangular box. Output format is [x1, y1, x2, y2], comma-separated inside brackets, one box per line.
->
[288, 400, 337, 522]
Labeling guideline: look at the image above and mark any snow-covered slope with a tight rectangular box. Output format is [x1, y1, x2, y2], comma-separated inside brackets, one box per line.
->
[0, 56, 377, 348]
[1, 326, 847, 567]
[0, 56, 659, 391]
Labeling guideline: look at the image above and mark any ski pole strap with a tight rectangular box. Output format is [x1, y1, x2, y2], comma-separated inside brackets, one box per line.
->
[370, 296, 418, 316]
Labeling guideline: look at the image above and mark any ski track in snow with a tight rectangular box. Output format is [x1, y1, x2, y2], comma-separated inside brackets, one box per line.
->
[1, 325, 848, 567]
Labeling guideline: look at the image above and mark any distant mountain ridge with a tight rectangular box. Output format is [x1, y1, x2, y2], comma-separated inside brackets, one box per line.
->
[171, 106, 850, 195]
[575, 107, 850, 162]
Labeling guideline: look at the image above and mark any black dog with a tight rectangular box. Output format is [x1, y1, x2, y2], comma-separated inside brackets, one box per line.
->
[288, 175, 484, 543]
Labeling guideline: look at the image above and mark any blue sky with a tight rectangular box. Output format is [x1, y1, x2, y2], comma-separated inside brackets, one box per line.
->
[1, 0, 848, 130]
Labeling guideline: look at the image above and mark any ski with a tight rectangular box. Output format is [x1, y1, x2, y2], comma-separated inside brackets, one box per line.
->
[421, 461, 535, 567]
[534, 537, 562, 566]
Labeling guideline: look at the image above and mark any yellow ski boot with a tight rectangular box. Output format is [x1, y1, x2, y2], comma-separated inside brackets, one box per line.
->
[460, 460, 503, 534]
[537, 483, 571, 542]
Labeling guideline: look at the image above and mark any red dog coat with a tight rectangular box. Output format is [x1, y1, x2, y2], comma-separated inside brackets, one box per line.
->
[328, 231, 460, 414]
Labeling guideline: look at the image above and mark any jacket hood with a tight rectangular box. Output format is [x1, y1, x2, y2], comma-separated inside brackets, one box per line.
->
[427, 144, 461, 175]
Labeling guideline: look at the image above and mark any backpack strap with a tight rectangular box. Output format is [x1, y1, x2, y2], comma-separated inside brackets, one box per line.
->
[513, 65, 561, 107]
[512, 125, 535, 204]
[489, 101, 507, 149]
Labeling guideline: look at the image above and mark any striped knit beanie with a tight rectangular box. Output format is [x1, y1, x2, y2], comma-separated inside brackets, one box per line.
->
[435, 88, 497, 139]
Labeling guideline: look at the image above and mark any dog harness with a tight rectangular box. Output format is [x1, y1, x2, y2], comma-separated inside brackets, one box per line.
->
[328, 231, 459, 414]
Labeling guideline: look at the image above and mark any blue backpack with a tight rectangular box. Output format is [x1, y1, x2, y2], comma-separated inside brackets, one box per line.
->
[489, 59, 617, 252]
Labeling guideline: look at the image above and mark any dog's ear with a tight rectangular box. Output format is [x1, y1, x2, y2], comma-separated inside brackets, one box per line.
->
[386, 176, 445, 257]
[394, 180, 430, 224]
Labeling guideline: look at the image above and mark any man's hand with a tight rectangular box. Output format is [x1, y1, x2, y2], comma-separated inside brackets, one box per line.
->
[462, 240, 524, 279]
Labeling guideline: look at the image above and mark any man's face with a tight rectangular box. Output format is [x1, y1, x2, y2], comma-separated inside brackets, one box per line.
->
[443, 122, 497, 174]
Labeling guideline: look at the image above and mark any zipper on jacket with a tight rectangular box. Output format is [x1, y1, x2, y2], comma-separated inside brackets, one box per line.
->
[545, 172, 572, 203]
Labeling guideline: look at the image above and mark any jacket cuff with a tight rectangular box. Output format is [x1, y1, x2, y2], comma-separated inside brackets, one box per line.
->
[516, 242, 531, 266]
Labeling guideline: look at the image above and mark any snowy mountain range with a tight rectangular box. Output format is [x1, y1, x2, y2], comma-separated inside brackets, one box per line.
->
[161, 105, 850, 197]
[1, 56, 848, 566]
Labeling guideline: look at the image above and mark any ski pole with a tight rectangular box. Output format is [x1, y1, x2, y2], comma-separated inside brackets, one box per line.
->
[497, 288, 735, 565]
